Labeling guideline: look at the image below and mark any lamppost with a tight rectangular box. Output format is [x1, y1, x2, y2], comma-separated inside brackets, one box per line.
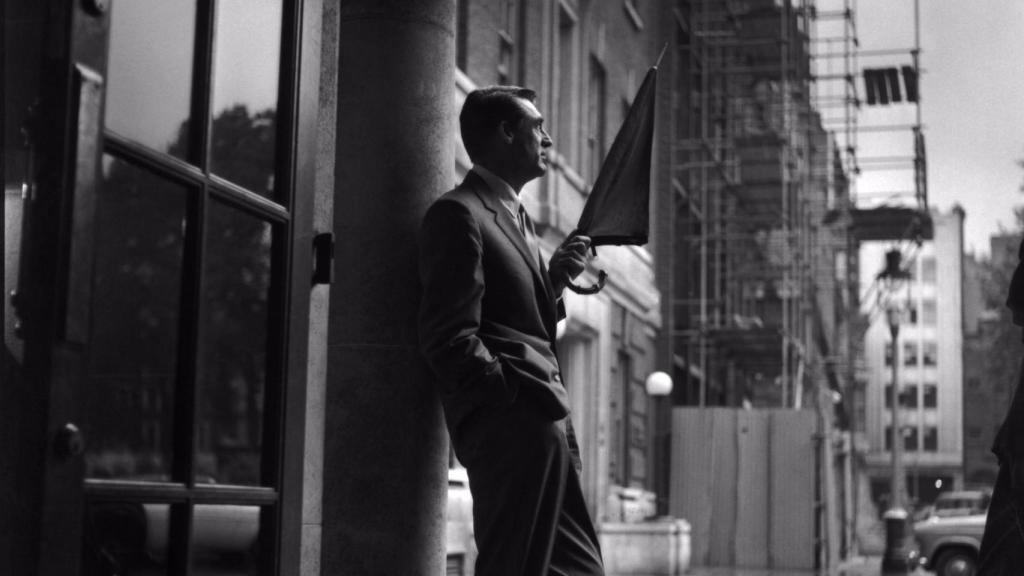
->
[646, 371, 673, 516]
[879, 250, 918, 574]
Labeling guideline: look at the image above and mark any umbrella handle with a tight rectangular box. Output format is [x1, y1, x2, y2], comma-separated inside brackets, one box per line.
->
[566, 270, 608, 295]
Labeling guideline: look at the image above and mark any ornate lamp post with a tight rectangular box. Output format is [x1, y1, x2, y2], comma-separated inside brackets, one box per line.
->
[879, 250, 919, 574]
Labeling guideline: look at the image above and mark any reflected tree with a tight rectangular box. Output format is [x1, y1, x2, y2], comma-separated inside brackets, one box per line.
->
[88, 105, 274, 484]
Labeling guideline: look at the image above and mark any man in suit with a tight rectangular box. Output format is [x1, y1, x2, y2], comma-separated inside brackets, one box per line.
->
[418, 86, 605, 575]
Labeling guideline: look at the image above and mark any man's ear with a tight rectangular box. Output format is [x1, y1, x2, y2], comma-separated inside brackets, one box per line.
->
[499, 120, 517, 143]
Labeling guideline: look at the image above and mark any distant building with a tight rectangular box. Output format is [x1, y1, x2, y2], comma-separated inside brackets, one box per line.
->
[859, 208, 965, 509]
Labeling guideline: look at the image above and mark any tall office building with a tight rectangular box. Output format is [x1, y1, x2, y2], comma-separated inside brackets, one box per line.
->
[859, 208, 964, 510]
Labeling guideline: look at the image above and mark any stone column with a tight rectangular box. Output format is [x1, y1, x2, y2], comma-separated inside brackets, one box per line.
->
[323, 2, 453, 574]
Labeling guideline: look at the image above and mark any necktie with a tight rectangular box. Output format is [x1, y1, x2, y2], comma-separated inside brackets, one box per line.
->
[518, 205, 541, 263]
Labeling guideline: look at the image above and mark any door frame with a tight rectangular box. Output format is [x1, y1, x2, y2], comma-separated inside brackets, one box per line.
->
[1, 0, 323, 573]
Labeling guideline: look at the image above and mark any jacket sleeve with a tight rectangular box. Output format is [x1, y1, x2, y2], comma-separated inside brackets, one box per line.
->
[418, 199, 514, 415]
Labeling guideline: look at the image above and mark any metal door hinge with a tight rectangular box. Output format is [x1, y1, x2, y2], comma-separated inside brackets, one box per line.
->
[312, 232, 334, 285]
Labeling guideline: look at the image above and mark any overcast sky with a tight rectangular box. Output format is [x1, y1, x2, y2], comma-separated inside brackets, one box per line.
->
[817, 0, 1024, 256]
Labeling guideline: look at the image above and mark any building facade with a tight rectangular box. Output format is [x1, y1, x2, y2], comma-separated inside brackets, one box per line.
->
[859, 208, 965, 510]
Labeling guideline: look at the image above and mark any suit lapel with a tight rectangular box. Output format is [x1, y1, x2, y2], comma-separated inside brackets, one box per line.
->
[467, 173, 546, 290]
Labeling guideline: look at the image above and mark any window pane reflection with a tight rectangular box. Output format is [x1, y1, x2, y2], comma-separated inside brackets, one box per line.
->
[106, 0, 196, 159]
[210, 0, 281, 199]
[190, 505, 265, 575]
[197, 202, 272, 486]
[4, 184, 26, 361]
[83, 500, 172, 575]
[84, 156, 186, 481]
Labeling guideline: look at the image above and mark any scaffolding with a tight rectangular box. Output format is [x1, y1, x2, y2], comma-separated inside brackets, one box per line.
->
[668, 0, 832, 409]
[812, 0, 930, 405]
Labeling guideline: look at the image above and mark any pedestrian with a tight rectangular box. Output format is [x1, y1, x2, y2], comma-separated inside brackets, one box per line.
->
[977, 237, 1024, 575]
[418, 86, 605, 576]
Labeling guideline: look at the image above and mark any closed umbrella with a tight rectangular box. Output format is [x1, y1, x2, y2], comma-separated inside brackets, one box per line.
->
[567, 46, 663, 295]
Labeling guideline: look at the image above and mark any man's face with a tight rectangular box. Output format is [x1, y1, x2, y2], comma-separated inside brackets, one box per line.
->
[508, 98, 553, 182]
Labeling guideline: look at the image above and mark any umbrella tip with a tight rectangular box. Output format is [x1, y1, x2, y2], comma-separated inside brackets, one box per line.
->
[654, 42, 668, 69]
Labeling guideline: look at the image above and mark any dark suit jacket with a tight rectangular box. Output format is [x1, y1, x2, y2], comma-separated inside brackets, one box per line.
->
[418, 172, 569, 433]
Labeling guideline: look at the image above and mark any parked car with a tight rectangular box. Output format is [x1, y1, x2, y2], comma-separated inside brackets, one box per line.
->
[913, 489, 991, 576]
[929, 490, 991, 519]
[446, 466, 477, 576]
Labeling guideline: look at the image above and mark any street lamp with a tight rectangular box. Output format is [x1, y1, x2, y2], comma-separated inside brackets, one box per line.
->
[645, 371, 674, 397]
[878, 250, 918, 574]
[646, 371, 673, 516]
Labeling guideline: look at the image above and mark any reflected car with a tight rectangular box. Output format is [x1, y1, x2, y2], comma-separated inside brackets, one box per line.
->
[913, 489, 991, 576]
[446, 466, 477, 576]
[88, 468, 477, 573]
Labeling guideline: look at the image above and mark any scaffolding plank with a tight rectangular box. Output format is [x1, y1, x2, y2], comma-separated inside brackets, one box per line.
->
[822, 206, 933, 241]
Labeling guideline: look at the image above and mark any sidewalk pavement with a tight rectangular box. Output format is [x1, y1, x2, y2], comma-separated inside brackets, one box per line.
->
[676, 556, 927, 576]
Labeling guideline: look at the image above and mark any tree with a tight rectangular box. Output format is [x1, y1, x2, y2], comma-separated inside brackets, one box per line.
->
[87, 105, 275, 485]
[979, 162, 1024, 448]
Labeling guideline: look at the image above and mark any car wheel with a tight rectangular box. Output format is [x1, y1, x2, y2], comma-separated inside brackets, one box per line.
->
[935, 548, 978, 576]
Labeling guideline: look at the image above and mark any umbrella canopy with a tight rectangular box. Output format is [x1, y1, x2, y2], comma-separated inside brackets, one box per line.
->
[575, 53, 660, 248]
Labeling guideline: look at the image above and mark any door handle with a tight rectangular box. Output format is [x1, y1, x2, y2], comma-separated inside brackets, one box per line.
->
[55, 423, 85, 458]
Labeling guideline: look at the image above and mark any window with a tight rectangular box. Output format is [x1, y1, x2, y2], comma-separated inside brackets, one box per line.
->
[557, 334, 599, 510]
[884, 341, 894, 366]
[497, 0, 519, 84]
[557, 3, 579, 167]
[922, 299, 937, 326]
[903, 342, 918, 366]
[901, 384, 918, 408]
[923, 427, 938, 451]
[923, 383, 937, 408]
[921, 257, 937, 284]
[904, 427, 919, 451]
[615, 350, 632, 485]
[587, 56, 607, 183]
[923, 341, 937, 366]
[77, 0, 314, 570]
[884, 425, 894, 451]
[455, 0, 469, 71]
[884, 384, 892, 409]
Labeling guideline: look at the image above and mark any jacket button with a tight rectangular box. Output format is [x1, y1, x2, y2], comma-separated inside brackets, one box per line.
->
[553, 373, 562, 383]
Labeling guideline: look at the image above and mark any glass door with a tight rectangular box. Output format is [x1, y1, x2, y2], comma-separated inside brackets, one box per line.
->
[35, 0, 317, 574]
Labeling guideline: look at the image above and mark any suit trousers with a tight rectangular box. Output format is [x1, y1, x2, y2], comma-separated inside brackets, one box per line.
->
[454, 398, 604, 576]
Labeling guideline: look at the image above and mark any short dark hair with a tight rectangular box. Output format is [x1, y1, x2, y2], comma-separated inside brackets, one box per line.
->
[460, 86, 537, 163]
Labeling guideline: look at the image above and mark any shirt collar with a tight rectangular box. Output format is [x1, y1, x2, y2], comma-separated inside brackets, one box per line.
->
[472, 164, 521, 217]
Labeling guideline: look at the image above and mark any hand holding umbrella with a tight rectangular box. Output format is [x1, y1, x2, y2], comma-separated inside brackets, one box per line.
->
[548, 234, 593, 293]
[565, 45, 664, 295]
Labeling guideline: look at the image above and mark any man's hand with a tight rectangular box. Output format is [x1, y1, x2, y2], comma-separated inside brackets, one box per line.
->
[549, 235, 591, 293]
